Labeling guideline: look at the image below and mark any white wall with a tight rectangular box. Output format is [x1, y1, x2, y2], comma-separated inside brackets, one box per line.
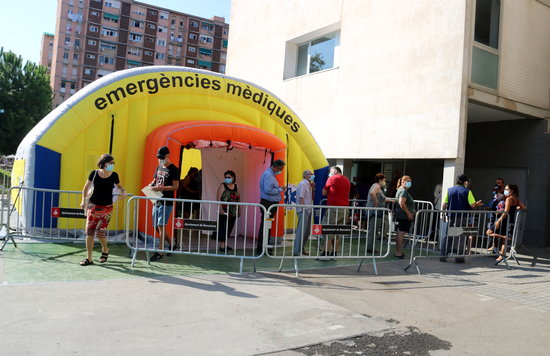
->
[227, 0, 469, 160]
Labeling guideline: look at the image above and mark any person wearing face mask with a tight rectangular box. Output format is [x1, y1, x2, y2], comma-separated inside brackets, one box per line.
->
[293, 169, 315, 256]
[212, 170, 240, 252]
[149, 146, 180, 262]
[257, 159, 287, 254]
[394, 175, 414, 259]
[79, 153, 125, 266]
[487, 184, 526, 262]
[365, 173, 394, 252]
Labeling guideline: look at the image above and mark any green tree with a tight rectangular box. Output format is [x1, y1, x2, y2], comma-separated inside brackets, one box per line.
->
[0, 48, 53, 154]
[309, 53, 326, 73]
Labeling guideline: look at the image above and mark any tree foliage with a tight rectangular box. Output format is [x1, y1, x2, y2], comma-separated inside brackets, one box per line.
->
[0, 48, 53, 154]
[309, 53, 326, 73]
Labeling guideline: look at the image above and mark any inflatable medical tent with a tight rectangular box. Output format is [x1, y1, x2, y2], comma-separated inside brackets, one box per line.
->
[13, 66, 329, 234]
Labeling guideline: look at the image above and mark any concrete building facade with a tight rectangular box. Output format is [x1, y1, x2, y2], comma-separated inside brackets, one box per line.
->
[226, 0, 550, 246]
[39, 33, 55, 75]
[45, 0, 229, 106]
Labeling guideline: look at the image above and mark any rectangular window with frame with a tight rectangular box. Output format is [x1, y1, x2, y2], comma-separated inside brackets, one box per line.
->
[88, 39, 97, 46]
[89, 25, 99, 32]
[129, 33, 143, 42]
[471, 0, 501, 89]
[296, 32, 338, 76]
[189, 33, 197, 40]
[157, 39, 166, 46]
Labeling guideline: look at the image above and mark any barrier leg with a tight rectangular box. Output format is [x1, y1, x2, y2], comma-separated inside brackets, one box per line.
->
[413, 258, 422, 275]
[357, 258, 364, 272]
[239, 257, 244, 274]
[372, 258, 378, 275]
[294, 258, 299, 278]
[253, 260, 257, 273]
[278, 258, 284, 272]
[146, 251, 151, 265]
[131, 249, 137, 267]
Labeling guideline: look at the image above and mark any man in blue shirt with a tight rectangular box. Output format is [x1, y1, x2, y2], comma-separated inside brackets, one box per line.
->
[257, 159, 286, 254]
[440, 174, 482, 263]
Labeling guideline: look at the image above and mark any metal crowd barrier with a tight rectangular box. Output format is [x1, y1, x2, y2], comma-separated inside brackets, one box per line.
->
[265, 203, 393, 276]
[125, 195, 266, 273]
[405, 209, 527, 274]
[0, 186, 127, 251]
[0, 164, 12, 207]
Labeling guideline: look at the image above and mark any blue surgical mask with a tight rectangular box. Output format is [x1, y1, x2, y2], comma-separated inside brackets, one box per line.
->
[224, 177, 233, 184]
[159, 159, 166, 166]
[275, 170, 282, 175]
[105, 163, 114, 172]
[309, 174, 315, 181]
[405, 181, 412, 189]
[504, 189, 510, 196]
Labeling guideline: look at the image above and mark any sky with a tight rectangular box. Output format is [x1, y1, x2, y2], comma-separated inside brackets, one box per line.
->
[0, 0, 232, 64]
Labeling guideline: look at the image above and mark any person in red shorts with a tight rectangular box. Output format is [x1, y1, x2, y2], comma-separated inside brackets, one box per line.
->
[319, 166, 350, 258]
[79, 154, 125, 266]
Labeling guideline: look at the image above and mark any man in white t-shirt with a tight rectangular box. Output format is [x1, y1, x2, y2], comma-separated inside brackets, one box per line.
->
[293, 170, 315, 256]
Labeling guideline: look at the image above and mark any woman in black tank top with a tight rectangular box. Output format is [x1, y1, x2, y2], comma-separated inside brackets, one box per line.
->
[486, 184, 526, 263]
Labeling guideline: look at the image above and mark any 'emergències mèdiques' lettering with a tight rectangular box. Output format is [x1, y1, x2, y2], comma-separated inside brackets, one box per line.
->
[94, 73, 300, 133]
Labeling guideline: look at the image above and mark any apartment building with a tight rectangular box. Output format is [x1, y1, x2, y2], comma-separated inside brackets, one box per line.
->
[226, 0, 550, 246]
[39, 33, 55, 75]
[43, 0, 229, 106]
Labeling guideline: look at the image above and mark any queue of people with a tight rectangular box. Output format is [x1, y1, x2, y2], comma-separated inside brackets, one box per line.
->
[79, 147, 525, 266]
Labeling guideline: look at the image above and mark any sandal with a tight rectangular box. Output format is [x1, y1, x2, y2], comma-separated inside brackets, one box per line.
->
[80, 258, 93, 266]
[394, 253, 406, 259]
[99, 251, 109, 263]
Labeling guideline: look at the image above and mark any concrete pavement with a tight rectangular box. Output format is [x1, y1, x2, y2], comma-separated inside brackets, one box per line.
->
[1, 247, 549, 355]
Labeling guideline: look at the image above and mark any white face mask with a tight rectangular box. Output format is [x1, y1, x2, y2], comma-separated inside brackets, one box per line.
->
[159, 159, 166, 166]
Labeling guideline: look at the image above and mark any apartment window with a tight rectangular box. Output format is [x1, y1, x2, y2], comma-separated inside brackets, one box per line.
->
[171, 19, 176, 25]
[127, 46, 141, 56]
[189, 33, 197, 40]
[91, 10, 99, 16]
[155, 52, 165, 60]
[199, 35, 213, 44]
[84, 68, 94, 75]
[63, 52, 69, 59]
[100, 42, 116, 51]
[219, 64, 225, 73]
[159, 11, 169, 20]
[103, 13, 119, 23]
[133, 7, 145, 16]
[471, 0, 501, 89]
[101, 27, 118, 37]
[149, 10, 157, 16]
[223, 28, 228, 35]
[89, 25, 99, 32]
[157, 39, 166, 46]
[129, 33, 143, 42]
[296, 32, 338, 76]
[474, 0, 500, 49]
[99, 55, 114, 64]
[86, 53, 96, 59]
[144, 50, 153, 56]
[72, 67, 77, 76]
[87, 39, 97, 46]
[73, 53, 79, 60]
[131, 20, 144, 28]
[201, 23, 213, 32]
[104, 1, 121, 9]
[188, 46, 196, 52]
[187, 59, 195, 64]
[221, 53, 226, 60]
[158, 26, 167, 33]
[147, 37, 154, 43]
[190, 20, 198, 27]
[148, 23, 156, 29]
[62, 66, 68, 74]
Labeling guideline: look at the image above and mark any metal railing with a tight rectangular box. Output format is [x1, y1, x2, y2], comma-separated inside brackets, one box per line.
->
[0, 186, 127, 250]
[125, 195, 266, 273]
[405, 209, 527, 274]
[265, 203, 393, 276]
